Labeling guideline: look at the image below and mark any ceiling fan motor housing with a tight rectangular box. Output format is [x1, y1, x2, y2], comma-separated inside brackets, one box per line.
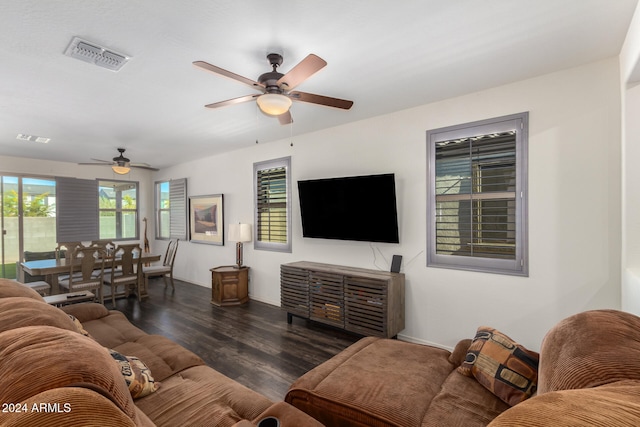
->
[259, 53, 286, 93]
[114, 148, 130, 166]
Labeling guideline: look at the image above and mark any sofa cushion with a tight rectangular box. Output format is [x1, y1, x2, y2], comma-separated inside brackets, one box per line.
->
[135, 365, 273, 427]
[424, 367, 510, 426]
[488, 380, 640, 427]
[286, 336, 456, 427]
[109, 349, 159, 399]
[0, 297, 77, 334]
[0, 278, 45, 301]
[458, 326, 539, 406]
[68, 314, 93, 337]
[80, 309, 149, 348]
[112, 334, 206, 382]
[61, 302, 111, 323]
[0, 326, 140, 424]
[538, 309, 640, 394]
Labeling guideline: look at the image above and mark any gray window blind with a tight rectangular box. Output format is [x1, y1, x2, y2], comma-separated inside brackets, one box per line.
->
[169, 178, 187, 240]
[56, 177, 98, 242]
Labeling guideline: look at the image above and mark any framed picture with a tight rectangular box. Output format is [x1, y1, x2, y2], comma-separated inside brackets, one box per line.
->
[189, 194, 224, 245]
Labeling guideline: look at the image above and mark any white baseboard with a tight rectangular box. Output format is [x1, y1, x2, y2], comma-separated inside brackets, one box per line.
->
[396, 334, 454, 352]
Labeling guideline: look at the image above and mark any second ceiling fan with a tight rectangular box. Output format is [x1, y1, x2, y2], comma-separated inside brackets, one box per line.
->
[193, 53, 353, 124]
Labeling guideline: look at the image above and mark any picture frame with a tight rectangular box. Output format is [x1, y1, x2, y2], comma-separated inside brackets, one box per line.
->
[189, 194, 224, 245]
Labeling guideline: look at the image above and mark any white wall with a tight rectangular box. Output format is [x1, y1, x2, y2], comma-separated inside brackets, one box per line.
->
[156, 57, 622, 350]
[621, 2, 640, 315]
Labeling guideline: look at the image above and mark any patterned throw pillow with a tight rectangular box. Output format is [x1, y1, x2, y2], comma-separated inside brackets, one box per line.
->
[108, 349, 159, 399]
[457, 326, 539, 406]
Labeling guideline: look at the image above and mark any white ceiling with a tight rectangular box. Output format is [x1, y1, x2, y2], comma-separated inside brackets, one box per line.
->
[0, 0, 637, 170]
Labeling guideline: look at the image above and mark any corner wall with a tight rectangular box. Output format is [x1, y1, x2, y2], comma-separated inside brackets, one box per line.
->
[158, 57, 622, 350]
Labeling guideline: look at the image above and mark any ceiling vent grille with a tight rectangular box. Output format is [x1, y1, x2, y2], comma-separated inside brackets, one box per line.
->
[64, 37, 129, 71]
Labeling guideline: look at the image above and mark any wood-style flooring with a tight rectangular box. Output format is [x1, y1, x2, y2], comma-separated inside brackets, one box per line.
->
[112, 278, 360, 402]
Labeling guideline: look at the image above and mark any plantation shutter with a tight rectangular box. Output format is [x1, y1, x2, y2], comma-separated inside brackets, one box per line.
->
[253, 157, 291, 252]
[169, 178, 187, 240]
[56, 177, 98, 242]
[434, 131, 517, 260]
[256, 167, 287, 243]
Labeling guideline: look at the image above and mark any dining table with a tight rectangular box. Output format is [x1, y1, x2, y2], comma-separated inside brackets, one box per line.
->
[20, 252, 161, 295]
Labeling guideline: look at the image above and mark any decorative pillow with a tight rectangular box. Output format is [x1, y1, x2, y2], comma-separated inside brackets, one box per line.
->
[109, 349, 159, 399]
[457, 326, 539, 406]
[67, 314, 92, 338]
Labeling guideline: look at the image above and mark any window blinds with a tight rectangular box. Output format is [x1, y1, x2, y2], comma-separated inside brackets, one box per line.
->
[56, 177, 98, 242]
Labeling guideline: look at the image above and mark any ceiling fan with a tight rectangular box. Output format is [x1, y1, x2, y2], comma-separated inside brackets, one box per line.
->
[193, 53, 354, 124]
[79, 148, 159, 174]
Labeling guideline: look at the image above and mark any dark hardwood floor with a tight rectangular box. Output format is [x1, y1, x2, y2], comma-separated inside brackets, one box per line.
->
[111, 278, 360, 402]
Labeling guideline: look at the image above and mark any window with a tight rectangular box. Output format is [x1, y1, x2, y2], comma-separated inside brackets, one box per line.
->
[98, 180, 138, 240]
[155, 178, 187, 240]
[253, 156, 291, 252]
[426, 112, 528, 276]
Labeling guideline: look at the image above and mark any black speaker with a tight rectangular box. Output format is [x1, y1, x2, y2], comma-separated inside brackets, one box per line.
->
[390, 255, 402, 273]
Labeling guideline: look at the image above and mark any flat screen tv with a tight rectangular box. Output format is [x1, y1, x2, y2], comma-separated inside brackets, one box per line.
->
[298, 173, 399, 243]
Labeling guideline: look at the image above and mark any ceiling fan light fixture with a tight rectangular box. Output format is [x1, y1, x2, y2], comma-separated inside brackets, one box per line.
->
[112, 164, 130, 175]
[256, 93, 292, 116]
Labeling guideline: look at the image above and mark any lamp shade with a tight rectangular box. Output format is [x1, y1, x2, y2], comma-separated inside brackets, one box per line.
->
[256, 93, 292, 116]
[229, 223, 252, 243]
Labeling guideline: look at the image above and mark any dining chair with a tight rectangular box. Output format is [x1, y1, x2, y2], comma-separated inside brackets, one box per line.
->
[55, 241, 84, 262]
[90, 240, 116, 278]
[90, 240, 115, 255]
[104, 243, 142, 306]
[58, 246, 106, 304]
[142, 239, 179, 296]
[56, 241, 85, 282]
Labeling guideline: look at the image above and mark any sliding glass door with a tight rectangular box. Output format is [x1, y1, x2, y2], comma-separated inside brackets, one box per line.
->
[0, 175, 56, 279]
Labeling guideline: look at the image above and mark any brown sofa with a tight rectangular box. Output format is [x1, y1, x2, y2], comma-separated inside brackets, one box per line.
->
[286, 309, 640, 426]
[0, 279, 323, 427]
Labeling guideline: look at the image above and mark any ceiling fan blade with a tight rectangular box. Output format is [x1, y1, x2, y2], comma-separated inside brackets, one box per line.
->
[78, 162, 114, 166]
[289, 91, 354, 110]
[204, 94, 260, 109]
[278, 110, 293, 125]
[193, 60, 264, 90]
[131, 164, 159, 171]
[277, 54, 327, 90]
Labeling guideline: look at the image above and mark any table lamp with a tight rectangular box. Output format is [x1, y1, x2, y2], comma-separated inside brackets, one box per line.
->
[229, 223, 251, 269]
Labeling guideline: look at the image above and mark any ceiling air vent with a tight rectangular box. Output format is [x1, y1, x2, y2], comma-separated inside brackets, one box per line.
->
[64, 37, 129, 71]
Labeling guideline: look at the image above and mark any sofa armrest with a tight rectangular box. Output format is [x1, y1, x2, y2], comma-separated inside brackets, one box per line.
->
[448, 338, 472, 366]
[60, 302, 110, 322]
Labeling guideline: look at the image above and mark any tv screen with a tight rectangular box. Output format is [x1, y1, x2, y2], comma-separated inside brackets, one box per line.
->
[298, 173, 399, 243]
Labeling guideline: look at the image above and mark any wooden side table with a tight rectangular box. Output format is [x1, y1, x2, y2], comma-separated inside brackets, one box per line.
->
[210, 266, 249, 306]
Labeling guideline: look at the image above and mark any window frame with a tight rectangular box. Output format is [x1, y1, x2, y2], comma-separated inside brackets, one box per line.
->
[98, 179, 139, 241]
[426, 112, 529, 276]
[253, 156, 292, 253]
